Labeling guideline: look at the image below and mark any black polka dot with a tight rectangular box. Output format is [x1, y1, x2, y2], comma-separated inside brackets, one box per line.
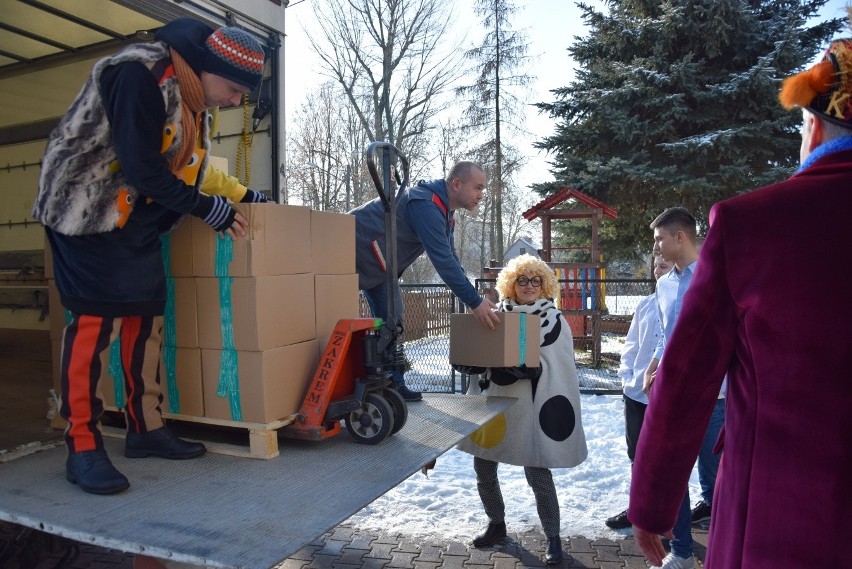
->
[539, 395, 575, 441]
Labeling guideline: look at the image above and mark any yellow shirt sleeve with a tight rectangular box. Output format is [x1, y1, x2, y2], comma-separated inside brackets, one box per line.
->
[199, 164, 248, 203]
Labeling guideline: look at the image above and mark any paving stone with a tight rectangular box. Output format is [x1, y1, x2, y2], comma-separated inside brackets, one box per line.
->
[386, 551, 419, 567]
[492, 557, 519, 569]
[566, 536, 595, 554]
[565, 551, 598, 567]
[364, 542, 396, 559]
[347, 533, 376, 550]
[304, 552, 338, 569]
[373, 533, 403, 545]
[442, 542, 471, 556]
[327, 527, 356, 542]
[396, 538, 423, 554]
[315, 538, 347, 557]
[272, 560, 309, 569]
[594, 544, 623, 563]
[414, 544, 444, 563]
[337, 547, 367, 565]
[433, 554, 468, 569]
[358, 557, 390, 569]
[622, 555, 650, 568]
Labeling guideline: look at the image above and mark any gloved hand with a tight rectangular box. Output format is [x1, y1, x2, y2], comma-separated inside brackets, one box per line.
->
[195, 195, 236, 232]
[240, 189, 269, 203]
[490, 365, 542, 386]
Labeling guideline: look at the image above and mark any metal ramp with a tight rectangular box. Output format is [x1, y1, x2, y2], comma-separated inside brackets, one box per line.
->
[0, 394, 513, 569]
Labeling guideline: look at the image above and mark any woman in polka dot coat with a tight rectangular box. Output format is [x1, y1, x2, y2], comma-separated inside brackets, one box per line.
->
[456, 254, 587, 565]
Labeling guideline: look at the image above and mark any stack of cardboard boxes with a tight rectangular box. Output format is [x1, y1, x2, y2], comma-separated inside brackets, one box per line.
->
[47, 202, 359, 427]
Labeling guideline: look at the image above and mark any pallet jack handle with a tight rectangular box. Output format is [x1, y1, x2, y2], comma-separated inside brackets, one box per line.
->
[365, 141, 410, 345]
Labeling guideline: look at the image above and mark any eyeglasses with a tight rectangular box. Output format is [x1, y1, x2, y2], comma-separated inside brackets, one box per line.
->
[515, 276, 542, 287]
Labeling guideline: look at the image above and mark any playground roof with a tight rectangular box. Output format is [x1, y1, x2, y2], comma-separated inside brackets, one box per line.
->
[522, 187, 618, 222]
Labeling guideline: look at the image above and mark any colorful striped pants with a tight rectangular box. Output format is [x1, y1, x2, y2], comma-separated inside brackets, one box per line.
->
[59, 314, 165, 453]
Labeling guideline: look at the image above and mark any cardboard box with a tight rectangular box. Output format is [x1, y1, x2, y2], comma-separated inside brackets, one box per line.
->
[201, 340, 319, 423]
[311, 209, 356, 274]
[314, 274, 360, 339]
[165, 217, 194, 277]
[191, 203, 312, 277]
[449, 312, 541, 368]
[196, 274, 316, 351]
[161, 347, 204, 417]
[164, 277, 198, 348]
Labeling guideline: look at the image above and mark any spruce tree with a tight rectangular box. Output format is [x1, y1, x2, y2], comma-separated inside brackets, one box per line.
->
[458, 0, 533, 261]
[536, 0, 842, 260]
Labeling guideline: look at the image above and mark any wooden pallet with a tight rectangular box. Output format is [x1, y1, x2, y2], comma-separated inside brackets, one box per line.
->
[97, 408, 298, 459]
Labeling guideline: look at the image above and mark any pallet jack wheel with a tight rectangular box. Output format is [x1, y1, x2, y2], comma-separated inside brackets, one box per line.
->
[383, 388, 408, 435]
[344, 393, 395, 444]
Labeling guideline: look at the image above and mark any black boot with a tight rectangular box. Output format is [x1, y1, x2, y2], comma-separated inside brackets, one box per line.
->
[125, 426, 206, 459]
[544, 536, 563, 565]
[395, 384, 422, 402]
[66, 450, 130, 495]
[472, 521, 507, 548]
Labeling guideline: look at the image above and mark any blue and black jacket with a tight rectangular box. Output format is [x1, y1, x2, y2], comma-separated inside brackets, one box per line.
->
[350, 178, 481, 310]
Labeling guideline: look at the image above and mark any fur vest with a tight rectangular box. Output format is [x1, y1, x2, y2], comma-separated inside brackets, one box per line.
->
[33, 41, 211, 235]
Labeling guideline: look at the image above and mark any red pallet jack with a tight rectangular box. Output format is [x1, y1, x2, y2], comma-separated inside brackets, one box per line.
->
[282, 142, 410, 444]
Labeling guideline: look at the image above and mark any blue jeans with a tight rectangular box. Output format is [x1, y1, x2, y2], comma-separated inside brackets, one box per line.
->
[671, 398, 726, 558]
[698, 398, 725, 503]
[670, 491, 693, 559]
[361, 282, 405, 387]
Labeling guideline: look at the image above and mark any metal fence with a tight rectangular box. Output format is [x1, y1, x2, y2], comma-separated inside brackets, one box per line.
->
[359, 279, 656, 394]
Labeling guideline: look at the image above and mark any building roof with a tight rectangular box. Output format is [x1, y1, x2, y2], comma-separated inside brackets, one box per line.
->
[522, 187, 618, 222]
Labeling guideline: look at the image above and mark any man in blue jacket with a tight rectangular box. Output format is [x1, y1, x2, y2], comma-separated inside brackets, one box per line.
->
[350, 161, 500, 400]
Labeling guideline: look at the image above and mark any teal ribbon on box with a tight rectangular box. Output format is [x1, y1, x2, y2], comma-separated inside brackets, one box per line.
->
[518, 313, 527, 367]
[214, 234, 242, 421]
[160, 234, 180, 413]
[108, 338, 125, 408]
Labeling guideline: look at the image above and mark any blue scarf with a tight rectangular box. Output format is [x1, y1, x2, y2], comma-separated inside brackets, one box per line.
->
[799, 135, 852, 172]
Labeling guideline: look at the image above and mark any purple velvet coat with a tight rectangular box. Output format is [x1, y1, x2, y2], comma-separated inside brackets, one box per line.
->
[628, 148, 852, 568]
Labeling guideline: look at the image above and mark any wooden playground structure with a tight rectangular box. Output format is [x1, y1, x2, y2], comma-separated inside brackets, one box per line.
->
[486, 187, 618, 365]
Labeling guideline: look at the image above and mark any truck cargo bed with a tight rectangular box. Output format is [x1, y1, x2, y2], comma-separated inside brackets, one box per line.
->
[0, 394, 512, 569]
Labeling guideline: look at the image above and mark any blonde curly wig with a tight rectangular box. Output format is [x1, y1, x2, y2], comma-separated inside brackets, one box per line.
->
[495, 254, 560, 302]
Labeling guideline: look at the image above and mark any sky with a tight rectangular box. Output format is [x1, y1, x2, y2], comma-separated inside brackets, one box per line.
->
[282, 0, 851, 194]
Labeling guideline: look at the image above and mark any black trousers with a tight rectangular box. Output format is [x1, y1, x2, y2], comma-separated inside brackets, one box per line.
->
[623, 395, 647, 463]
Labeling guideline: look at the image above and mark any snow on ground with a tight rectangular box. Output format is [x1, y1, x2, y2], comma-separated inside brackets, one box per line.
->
[345, 392, 702, 542]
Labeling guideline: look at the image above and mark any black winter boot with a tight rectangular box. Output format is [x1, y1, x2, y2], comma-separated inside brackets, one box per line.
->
[125, 426, 206, 459]
[472, 521, 507, 548]
[66, 450, 130, 495]
[544, 536, 563, 565]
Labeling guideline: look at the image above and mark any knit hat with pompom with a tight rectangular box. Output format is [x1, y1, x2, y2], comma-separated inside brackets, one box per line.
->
[203, 26, 265, 90]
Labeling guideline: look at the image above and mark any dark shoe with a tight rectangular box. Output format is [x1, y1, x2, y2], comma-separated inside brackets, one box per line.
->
[691, 499, 711, 523]
[395, 384, 422, 402]
[472, 521, 507, 548]
[605, 508, 632, 529]
[125, 427, 206, 459]
[66, 450, 130, 495]
[544, 536, 563, 565]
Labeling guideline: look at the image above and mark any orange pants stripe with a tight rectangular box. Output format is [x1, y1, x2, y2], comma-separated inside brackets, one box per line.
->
[60, 314, 165, 453]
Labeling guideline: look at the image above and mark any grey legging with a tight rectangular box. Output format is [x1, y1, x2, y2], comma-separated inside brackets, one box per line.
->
[473, 456, 561, 539]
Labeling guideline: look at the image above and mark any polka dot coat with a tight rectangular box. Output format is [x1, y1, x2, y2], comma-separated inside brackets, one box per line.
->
[457, 298, 588, 469]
